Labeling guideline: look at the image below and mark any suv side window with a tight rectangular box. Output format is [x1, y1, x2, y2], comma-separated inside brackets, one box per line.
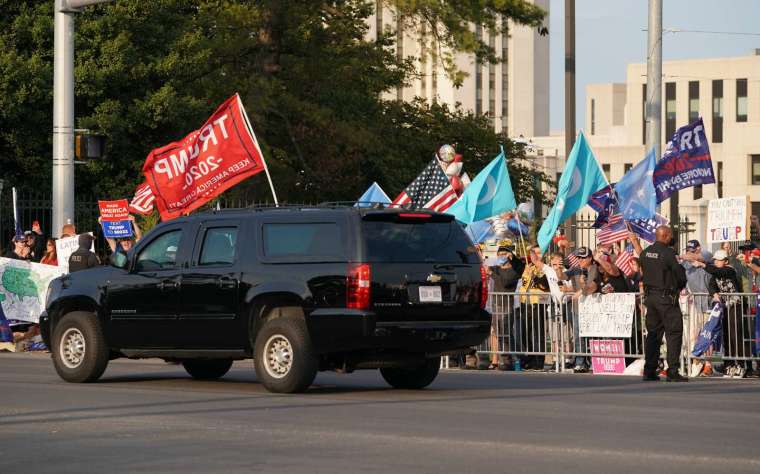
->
[262, 223, 343, 259]
[135, 230, 183, 272]
[199, 227, 238, 266]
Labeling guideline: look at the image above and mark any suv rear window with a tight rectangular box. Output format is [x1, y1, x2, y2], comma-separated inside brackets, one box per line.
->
[263, 223, 344, 259]
[362, 221, 479, 264]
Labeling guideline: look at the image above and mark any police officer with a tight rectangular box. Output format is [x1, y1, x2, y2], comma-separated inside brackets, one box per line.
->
[68, 234, 99, 272]
[639, 225, 688, 382]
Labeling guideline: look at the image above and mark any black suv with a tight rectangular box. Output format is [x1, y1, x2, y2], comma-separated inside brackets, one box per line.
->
[41, 207, 490, 393]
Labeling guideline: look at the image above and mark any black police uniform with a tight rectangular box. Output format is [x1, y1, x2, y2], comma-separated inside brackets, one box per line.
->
[68, 247, 98, 272]
[639, 241, 688, 378]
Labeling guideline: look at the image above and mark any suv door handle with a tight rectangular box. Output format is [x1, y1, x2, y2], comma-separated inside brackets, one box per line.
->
[216, 276, 238, 289]
[158, 279, 179, 291]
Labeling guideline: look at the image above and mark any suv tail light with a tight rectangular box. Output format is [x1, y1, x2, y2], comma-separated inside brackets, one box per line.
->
[480, 265, 488, 309]
[347, 263, 371, 310]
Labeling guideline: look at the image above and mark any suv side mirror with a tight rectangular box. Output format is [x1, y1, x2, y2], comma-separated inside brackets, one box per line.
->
[110, 252, 128, 269]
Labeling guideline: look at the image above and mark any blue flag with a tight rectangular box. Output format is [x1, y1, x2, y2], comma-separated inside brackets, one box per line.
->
[653, 117, 715, 203]
[445, 147, 516, 224]
[614, 148, 657, 221]
[465, 220, 495, 243]
[537, 132, 608, 252]
[355, 182, 391, 207]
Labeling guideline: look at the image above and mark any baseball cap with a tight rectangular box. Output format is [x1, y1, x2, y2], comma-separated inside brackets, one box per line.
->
[713, 249, 729, 261]
[497, 245, 514, 253]
[574, 247, 592, 259]
[686, 240, 700, 251]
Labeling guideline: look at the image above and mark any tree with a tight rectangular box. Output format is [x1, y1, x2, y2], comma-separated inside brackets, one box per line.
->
[0, 0, 551, 210]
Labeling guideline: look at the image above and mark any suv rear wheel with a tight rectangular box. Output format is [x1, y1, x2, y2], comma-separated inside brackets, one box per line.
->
[254, 312, 317, 393]
[183, 359, 233, 380]
[380, 358, 440, 389]
[52, 311, 109, 383]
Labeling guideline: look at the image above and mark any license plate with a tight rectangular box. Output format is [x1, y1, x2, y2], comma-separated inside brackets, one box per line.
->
[419, 286, 442, 303]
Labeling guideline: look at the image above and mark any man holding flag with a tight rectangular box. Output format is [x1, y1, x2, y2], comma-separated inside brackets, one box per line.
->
[538, 132, 608, 252]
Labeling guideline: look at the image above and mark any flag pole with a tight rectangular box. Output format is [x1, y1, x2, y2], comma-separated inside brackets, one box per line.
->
[236, 94, 279, 207]
[12, 187, 19, 238]
[515, 210, 530, 257]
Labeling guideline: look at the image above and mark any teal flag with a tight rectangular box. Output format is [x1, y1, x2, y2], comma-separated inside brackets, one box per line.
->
[445, 147, 517, 224]
[537, 132, 608, 252]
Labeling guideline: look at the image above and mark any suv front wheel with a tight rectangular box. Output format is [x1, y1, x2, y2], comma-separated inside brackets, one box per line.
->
[51, 311, 110, 383]
[254, 312, 317, 393]
[380, 358, 440, 389]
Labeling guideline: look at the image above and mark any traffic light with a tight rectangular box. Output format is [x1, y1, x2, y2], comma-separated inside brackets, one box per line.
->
[74, 133, 106, 160]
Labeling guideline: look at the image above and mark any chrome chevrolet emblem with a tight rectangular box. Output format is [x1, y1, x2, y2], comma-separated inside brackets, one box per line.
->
[427, 274, 442, 283]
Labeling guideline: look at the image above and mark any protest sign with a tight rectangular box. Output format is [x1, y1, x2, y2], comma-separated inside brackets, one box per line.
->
[0, 258, 65, 323]
[99, 199, 133, 239]
[590, 339, 626, 375]
[55, 233, 95, 272]
[653, 118, 715, 203]
[706, 196, 750, 244]
[579, 293, 636, 338]
[143, 94, 267, 221]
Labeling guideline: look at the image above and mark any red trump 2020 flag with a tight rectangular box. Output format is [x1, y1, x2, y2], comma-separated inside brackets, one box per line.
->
[142, 94, 267, 220]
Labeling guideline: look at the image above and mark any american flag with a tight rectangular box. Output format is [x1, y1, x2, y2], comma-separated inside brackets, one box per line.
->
[596, 213, 628, 245]
[128, 181, 155, 215]
[615, 245, 636, 276]
[565, 253, 581, 269]
[391, 158, 458, 212]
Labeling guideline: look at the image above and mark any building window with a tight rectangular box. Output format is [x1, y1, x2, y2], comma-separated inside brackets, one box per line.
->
[395, 14, 404, 101]
[475, 25, 482, 116]
[602, 164, 611, 181]
[737, 78, 748, 122]
[419, 25, 427, 99]
[488, 31, 496, 123]
[688, 81, 699, 123]
[712, 80, 723, 143]
[591, 99, 596, 135]
[375, 1, 383, 41]
[642, 84, 647, 145]
[624, 163, 632, 174]
[752, 156, 760, 185]
[718, 161, 723, 198]
[501, 20, 509, 134]
[665, 82, 676, 139]
[693, 184, 702, 200]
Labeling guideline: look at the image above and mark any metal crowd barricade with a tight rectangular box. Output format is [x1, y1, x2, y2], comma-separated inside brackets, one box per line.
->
[471, 291, 760, 376]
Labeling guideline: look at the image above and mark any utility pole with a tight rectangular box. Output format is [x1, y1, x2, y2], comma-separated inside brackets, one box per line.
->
[645, 1, 672, 231]
[564, 0, 576, 241]
[52, 0, 113, 238]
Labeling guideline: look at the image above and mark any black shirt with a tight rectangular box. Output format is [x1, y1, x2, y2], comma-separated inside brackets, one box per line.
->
[639, 241, 687, 291]
[68, 248, 99, 272]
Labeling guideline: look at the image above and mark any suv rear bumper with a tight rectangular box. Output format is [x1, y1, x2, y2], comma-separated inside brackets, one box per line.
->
[306, 308, 491, 354]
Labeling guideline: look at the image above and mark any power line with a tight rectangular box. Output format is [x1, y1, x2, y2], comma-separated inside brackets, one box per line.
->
[643, 27, 760, 37]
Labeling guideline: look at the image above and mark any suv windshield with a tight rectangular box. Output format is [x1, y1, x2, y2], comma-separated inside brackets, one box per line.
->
[362, 221, 479, 264]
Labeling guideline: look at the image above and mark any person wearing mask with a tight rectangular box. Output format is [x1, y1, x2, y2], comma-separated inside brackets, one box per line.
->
[690, 249, 750, 378]
[68, 234, 99, 272]
[639, 225, 688, 382]
[40, 238, 58, 266]
[3, 236, 30, 260]
[518, 245, 552, 371]
[487, 246, 525, 370]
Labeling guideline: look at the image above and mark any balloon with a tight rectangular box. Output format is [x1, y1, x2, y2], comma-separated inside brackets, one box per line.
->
[438, 144, 456, 163]
[516, 202, 534, 224]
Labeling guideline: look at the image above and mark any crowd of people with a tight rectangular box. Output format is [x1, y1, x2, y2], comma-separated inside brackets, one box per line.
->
[477, 232, 759, 379]
[0, 216, 143, 349]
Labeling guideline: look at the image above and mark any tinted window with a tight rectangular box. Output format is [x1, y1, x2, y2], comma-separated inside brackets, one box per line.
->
[263, 223, 343, 258]
[200, 227, 238, 266]
[135, 230, 182, 271]
[363, 221, 479, 264]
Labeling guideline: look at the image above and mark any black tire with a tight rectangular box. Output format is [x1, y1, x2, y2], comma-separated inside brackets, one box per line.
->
[183, 359, 233, 380]
[254, 313, 317, 393]
[380, 358, 440, 389]
[51, 311, 109, 383]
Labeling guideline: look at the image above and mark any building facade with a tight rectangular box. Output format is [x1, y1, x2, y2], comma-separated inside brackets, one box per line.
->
[366, 0, 550, 138]
[530, 51, 760, 244]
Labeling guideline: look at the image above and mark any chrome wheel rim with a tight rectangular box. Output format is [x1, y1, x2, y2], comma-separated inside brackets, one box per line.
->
[263, 334, 293, 379]
[60, 328, 86, 369]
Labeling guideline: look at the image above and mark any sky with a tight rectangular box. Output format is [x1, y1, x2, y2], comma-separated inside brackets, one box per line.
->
[548, 0, 760, 132]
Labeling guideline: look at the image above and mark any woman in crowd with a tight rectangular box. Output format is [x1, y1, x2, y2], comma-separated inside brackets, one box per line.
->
[40, 238, 58, 266]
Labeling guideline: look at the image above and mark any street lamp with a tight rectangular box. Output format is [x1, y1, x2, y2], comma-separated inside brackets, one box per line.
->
[52, 0, 113, 237]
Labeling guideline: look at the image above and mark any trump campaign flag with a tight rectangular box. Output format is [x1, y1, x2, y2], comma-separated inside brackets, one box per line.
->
[614, 148, 657, 221]
[538, 132, 608, 252]
[654, 118, 715, 203]
[445, 146, 516, 224]
[142, 94, 272, 221]
[128, 181, 155, 215]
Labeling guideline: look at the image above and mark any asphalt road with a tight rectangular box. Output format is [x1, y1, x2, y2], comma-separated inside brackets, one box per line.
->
[1, 353, 758, 474]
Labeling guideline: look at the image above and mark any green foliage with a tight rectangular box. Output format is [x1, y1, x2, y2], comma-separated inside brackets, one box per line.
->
[0, 0, 550, 207]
